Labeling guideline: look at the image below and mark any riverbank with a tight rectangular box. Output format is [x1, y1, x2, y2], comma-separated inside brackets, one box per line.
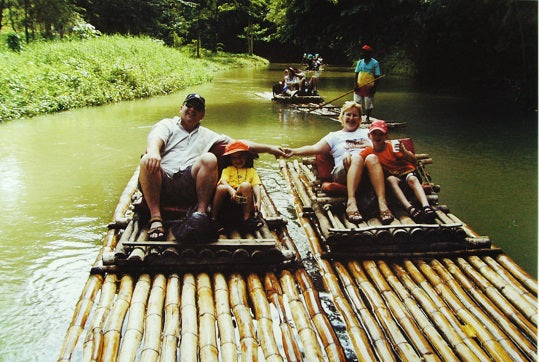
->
[0, 35, 268, 122]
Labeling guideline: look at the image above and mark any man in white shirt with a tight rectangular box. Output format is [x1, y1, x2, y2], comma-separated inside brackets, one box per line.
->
[139, 93, 285, 242]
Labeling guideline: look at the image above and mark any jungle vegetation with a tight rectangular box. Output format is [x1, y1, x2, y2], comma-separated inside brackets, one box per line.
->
[1, 0, 537, 111]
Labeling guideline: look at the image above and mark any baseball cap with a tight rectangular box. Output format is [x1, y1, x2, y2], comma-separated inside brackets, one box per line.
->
[223, 141, 250, 156]
[369, 120, 388, 134]
[361, 45, 372, 51]
[183, 93, 205, 111]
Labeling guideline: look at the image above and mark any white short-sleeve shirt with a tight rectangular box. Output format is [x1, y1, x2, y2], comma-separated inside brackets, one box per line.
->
[322, 128, 371, 170]
[149, 116, 231, 178]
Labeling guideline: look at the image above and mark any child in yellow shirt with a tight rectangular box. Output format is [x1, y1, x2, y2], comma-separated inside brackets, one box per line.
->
[212, 141, 264, 232]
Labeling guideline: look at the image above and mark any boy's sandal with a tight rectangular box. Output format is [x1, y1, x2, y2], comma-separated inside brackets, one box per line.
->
[346, 209, 364, 223]
[148, 218, 166, 241]
[422, 206, 436, 223]
[380, 210, 395, 225]
[407, 206, 423, 222]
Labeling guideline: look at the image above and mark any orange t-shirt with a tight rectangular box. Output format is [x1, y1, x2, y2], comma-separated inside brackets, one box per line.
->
[360, 142, 415, 177]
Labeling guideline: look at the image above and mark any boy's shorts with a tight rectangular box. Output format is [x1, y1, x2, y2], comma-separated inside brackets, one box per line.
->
[161, 166, 197, 206]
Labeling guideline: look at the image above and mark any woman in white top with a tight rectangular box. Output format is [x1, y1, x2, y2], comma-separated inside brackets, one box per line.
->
[284, 101, 394, 224]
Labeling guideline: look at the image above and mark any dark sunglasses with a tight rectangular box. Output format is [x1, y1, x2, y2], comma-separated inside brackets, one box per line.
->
[184, 101, 203, 111]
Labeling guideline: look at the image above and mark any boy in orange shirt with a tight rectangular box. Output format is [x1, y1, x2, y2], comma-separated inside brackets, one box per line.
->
[211, 141, 264, 232]
[360, 120, 436, 223]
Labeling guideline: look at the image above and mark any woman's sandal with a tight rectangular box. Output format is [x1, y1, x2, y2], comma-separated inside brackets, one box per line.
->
[380, 209, 395, 225]
[346, 209, 364, 223]
[148, 218, 166, 241]
[407, 205, 423, 223]
[422, 206, 436, 223]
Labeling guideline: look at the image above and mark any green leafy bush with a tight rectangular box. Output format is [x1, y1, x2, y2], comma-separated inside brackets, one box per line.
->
[0, 35, 268, 122]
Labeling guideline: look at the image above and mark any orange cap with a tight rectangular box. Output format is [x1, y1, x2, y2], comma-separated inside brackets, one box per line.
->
[223, 141, 250, 156]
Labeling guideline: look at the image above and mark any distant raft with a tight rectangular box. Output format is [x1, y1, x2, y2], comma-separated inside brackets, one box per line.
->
[272, 93, 325, 104]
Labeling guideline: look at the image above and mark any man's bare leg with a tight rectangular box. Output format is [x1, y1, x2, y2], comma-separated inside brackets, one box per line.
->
[191, 153, 219, 214]
[139, 154, 163, 222]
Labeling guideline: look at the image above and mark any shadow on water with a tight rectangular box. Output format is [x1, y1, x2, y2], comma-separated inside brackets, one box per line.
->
[0, 64, 536, 360]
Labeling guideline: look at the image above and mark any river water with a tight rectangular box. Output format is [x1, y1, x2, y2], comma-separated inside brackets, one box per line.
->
[0, 64, 536, 361]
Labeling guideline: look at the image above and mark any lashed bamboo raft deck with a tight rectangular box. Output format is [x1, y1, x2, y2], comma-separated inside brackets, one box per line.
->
[59, 157, 538, 360]
[272, 94, 325, 104]
[93, 167, 295, 274]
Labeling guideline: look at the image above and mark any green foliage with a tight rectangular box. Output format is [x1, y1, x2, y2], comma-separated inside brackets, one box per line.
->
[0, 35, 268, 122]
[6, 33, 23, 52]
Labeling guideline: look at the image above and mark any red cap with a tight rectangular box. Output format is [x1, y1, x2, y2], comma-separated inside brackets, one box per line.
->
[369, 120, 388, 134]
[361, 45, 372, 51]
[223, 141, 250, 156]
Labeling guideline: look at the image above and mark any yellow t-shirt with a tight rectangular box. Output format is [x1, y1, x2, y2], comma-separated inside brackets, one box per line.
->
[220, 166, 261, 188]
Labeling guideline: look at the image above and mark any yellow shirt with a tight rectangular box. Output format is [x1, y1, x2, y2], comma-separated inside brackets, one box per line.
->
[220, 166, 261, 188]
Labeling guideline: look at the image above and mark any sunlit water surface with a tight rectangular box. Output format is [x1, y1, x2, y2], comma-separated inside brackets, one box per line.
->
[0, 64, 536, 361]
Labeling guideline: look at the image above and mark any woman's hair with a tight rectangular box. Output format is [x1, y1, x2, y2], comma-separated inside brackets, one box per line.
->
[339, 101, 363, 126]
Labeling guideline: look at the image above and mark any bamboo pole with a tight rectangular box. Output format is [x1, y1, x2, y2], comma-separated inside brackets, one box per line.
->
[160, 274, 181, 362]
[101, 275, 135, 362]
[482, 255, 537, 306]
[362, 260, 440, 361]
[180, 274, 198, 361]
[58, 274, 104, 360]
[348, 261, 422, 361]
[229, 273, 258, 360]
[279, 270, 326, 360]
[286, 162, 312, 210]
[247, 274, 284, 361]
[139, 274, 166, 361]
[425, 259, 523, 361]
[264, 272, 302, 361]
[466, 255, 537, 325]
[197, 273, 218, 361]
[377, 261, 460, 362]
[394, 208, 425, 244]
[322, 260, 381, 361]
[295, 269, 346, 361]
[214, 273, 238, 361]
[455, 257, 537, 339]
[496, 254, 538, 295]
[393, 261, 483, 362]
[113, 166, 140, 226]
[116, 274, 151, 362]
[82, 274, 117, 362]
[441, 258, 537, 359]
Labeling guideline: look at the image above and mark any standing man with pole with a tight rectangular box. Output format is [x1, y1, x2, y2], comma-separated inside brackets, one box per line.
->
[354, 44, 381, 123]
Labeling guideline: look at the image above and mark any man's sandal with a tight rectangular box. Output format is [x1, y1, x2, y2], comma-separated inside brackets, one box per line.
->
[380, 210, 395, 225]
[148, 218, 166, 241]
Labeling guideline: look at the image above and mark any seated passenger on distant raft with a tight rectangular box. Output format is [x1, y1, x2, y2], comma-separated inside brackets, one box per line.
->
[283, 101, 394, 225]
[139, 93, 285, 242]
[273, 67, 318, 97]
[211, 141, 264, 232]
[361, 120, 436, 223]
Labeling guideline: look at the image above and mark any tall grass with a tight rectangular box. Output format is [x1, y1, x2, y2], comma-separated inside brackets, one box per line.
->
[0, 35, 268, 122]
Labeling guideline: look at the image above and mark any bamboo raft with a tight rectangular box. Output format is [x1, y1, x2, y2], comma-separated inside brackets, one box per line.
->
[272, 94, 325, 104]
[59, 153, 537, 361]
[289, 105, 407, 129]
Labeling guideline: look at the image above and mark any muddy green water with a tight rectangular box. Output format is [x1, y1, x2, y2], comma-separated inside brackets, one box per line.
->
[0, 64, 536, 360]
